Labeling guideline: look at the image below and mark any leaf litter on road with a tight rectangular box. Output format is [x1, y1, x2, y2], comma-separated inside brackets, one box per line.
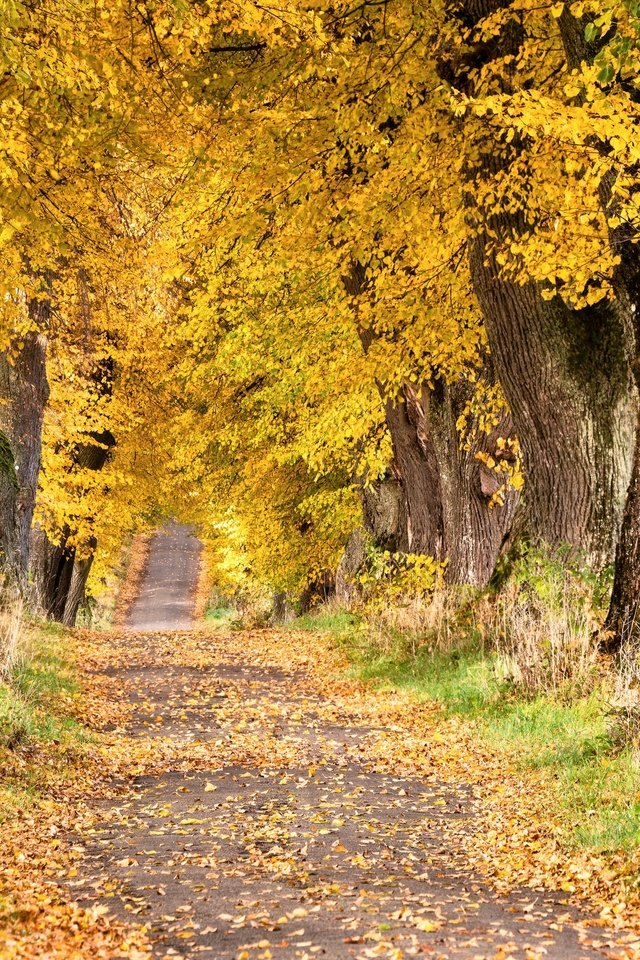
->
[2, 626, 640, 959]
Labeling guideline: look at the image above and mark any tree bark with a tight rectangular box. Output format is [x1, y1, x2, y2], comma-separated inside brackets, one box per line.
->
[29, 525, 74, 621]
[345, 260, 518, 586]
[421, 378, 519, 585]
[604, 410, 640, 651]
[62, 550, 95, 627]
[552, 6, 640, 648]
[383, 390, 445, 559]
[0, 325, 49, 581]
[31, 429, 115, 624]
[469, 253, 635, 567]
[442, 0, 637, 569]
[394, 376, 519, 586]
[361, 474, 408, 552]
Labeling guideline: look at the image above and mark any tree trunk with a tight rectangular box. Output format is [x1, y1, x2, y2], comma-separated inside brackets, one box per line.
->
[361, 474, 408, 552]
[346, 259, 518, 586]
[30, 525, 74, 620]
[335, 529, 367, 605]
[442, 0, 637, 569]
[62, 551, 95, 627]
[605, 410, 640, 651]
[554, 5, 640, 648]
[383, 391, 445, 558]
[30, 429, 115, 624]
[0, 327, 49, 581]
[602, 241, 640, 649]
[421, 379, 519, 586]
[394, 376, 519, 586]
[470, 255, 635, 567]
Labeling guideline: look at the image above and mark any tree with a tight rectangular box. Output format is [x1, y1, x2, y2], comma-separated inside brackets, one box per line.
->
[438, 0, 636, 570]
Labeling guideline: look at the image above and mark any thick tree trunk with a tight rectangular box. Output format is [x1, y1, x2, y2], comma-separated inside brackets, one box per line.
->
[361, 474, 408, 552]
[0, 326, 49, 581]
[470, 251, 635, 567]
[605, 411, 640, 651]
[335, 529, 367, 605]
[391, 376, 518, 586]
[602, 238, 640, 648]
[421, 379, 519, 586]
[552, 7, 640, 648]
[346, 259, 518, 586]
[62, 551, 95, 627]
[384, 391, 445, 559]
[30, 525, 74, 620]
[442, 0, 637, 569]
[599, 132, 640, 647]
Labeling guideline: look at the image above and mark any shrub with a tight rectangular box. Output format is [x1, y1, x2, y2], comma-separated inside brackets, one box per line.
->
[488, 548, 602, 698]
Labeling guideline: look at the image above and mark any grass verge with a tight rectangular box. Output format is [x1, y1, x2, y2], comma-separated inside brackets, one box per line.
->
[205, 605, 238, 629]
[298, 606, 640, 858]
[0, 619, 87, 821]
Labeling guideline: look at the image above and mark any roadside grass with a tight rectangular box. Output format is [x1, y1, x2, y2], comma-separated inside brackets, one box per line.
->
[0, 620, 87, 821]
[296, 606, 640, 856]
[205, 605, 238, 629]
[285, 609, 361, 635]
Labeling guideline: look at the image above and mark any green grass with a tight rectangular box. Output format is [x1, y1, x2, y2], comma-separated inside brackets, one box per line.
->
[329, 623, 640, 855]
[0, 623, 88, 820]
[205, 605, 238, 629]
[285, 609, 362, 634]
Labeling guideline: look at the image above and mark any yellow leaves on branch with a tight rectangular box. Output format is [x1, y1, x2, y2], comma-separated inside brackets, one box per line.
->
[2, 0, 639, 595]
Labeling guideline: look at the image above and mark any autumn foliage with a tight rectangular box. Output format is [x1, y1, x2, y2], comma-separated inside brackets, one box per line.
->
[0, 1, 639, 642]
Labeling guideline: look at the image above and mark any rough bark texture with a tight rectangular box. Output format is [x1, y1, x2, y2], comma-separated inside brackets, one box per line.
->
[442, 0, 637, 569]
[335, 529, 367, 605]
[604, 266, 640, 646]
[605, 411, 640, 650]
[345, 260, 518, 587]
[420, 381, 519, 586]
[0, 325, 49, 581]
[384, 392, 445, 559]
[394, 378, 519, 586]
[361, 475, 408, 552]
[30, 525, 74, 621]
[31, 429, 115, 624]
[470, 259, 635, 567]
[62, 554, 95, 626]
[554, 6, 640, 648]
[600, 132, 640, 645]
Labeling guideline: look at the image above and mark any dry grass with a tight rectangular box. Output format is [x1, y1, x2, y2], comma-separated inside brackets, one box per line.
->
[234, 588, 273, 628]
[365, 588, 472, 659]
[0, 584, 25, 680]
[490, 575, 600, 697]
[360, 550, 604, 700]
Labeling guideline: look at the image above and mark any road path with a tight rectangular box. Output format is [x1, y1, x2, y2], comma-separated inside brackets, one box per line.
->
[126, 522, 202, 631]
[67, 530, 636, 960]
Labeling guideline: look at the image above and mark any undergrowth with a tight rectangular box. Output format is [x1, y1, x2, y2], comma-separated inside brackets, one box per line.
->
[285, 608, 361, 635]
[0, 619, 87, 821]
[205, 605, 238, 629]
[302, 546, 640, 856]
[358, 643, 640, 853]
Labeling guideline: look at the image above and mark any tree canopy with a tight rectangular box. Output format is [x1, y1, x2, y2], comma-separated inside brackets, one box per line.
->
[2, 0, 640, 639]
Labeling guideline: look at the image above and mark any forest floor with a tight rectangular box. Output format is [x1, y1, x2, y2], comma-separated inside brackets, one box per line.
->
[2, 534, 640, 958]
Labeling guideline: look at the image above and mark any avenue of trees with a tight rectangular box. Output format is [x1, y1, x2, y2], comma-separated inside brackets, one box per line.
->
[1, 0, 640, 647]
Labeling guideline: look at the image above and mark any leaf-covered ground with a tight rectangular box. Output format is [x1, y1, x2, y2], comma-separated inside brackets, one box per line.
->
[2, 625, 640, 959]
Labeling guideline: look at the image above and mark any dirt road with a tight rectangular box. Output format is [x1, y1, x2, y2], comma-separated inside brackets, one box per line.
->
[64, 531, 636, 959]
[126, 523, 201, 632]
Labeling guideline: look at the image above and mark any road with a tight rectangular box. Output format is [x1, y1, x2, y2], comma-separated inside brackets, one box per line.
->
[126, 522, 202, 631]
